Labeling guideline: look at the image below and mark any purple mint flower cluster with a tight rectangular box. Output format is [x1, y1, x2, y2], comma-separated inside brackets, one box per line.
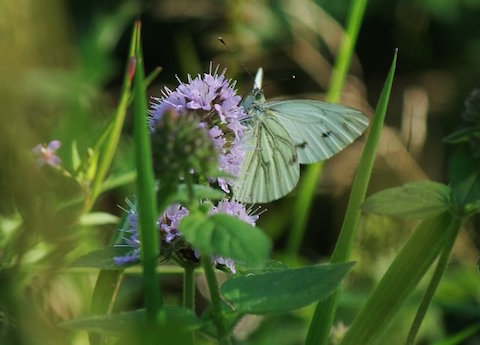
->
[114, 199, 259, 273]
[149, 65, 246, 192]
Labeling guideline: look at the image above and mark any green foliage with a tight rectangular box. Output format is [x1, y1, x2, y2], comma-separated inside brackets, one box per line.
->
[306, 50, 398, 345]
[173, 184, 226, 203]
[179, 213, 271, 269]
[221, 262, 354, 314]
[69, 247, 132, 269]
[132, 21, 162, 315]
[339, 212, 462, 345]
[60, 307, 200, 335]
[362, 181, 452, 219]
[448, 146, 480, 215]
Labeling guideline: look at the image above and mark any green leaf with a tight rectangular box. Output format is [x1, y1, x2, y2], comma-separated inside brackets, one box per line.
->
[60, 307, 199, 335]
[307, 50, 398, 345]
[362, 181, 452, 219]
[443, 126, 480, 145]
[221, 262, 354, 314]
[339, 212, 462, 345]
[100, 171, 136, 193]
[449, 146, 480, 215]
[173, 184, 225, 203]
[71, 140, 81, 172]
[432, 323, 480, 345]
[69, 247, 133, 270]
[80, 212, 120, 226]
[179, 213, 271, 268]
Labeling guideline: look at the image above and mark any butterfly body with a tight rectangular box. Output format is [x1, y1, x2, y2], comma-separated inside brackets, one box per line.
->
[233, 69, 369, 203]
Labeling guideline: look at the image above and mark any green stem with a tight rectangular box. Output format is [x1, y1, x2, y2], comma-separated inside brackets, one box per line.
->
[202, 256, 230, 345]
[288, 0, 368, 259]
[88, 270, 124, 345]
[87, 22, 139, 345]
[87, 24, 137, 212]
[339, 213, 461, 345]
[133, 20, 162, 317]
[183, 265, 195, 310]
[306, 49, 397, 345]
[404, 218, 462, 345]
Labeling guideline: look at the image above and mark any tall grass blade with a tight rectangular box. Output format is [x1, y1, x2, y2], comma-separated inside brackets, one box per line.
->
[287, 0, 368, 257]
[132, 20, 162, 317]
[306, 50, 397, 345]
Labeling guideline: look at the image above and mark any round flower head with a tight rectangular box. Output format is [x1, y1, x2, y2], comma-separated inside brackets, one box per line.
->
[150, 64, 246, 192]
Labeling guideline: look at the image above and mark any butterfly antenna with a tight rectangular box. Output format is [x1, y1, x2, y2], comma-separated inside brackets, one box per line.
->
[218, 37, 258, 88]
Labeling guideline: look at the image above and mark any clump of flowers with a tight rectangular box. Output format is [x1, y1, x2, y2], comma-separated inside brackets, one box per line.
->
[149, 64, 246, 192]
[114, 66, 264, 273]
[114, 199, 260, 273]
[33, 140, 62, 168]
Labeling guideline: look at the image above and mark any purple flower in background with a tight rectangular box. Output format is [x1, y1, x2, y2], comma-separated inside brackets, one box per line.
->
[150, 64, 246, 192]
[158, 204, 189, 243]
[114, 200, 141, 265]
[32, 140, 62, 167]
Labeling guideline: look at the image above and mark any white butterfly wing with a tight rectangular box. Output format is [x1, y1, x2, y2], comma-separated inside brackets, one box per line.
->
[233, 114, 300, 203]
[266, 100, 369, 164]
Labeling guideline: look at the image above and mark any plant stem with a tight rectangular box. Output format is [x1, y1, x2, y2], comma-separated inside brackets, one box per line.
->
[87, 23, 137, 212]
[183, 265, 196, 310]
[132, 20, 162, 317]
[202, 255, 230, 345]
[338, 213, 461, 345]
[288, 0, 368, 259]
[404, 217, 462, 345]
[306, 49, 397, 345]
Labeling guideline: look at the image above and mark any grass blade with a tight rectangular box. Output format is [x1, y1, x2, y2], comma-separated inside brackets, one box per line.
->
[132, 20, 162, 317]
[339, 213, 462, 345]
[287, 0, 368, 257]
[306, 50, 397, 345]
[87, 22, 137, 211]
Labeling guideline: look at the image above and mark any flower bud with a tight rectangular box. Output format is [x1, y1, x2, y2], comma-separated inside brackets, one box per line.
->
[151, 109, 218, 183]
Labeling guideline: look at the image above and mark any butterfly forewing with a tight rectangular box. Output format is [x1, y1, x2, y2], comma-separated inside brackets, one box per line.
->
[233, 114, 300, 203]
[266, 100, 369, 164]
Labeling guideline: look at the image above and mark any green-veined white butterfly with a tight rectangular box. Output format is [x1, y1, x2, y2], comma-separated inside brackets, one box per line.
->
[233, 68, 369, 203]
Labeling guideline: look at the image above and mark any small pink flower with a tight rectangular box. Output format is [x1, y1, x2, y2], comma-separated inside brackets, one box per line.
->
[32, 140, 62, 167]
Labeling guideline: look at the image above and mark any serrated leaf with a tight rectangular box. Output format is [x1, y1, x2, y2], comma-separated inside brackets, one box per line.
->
[449, 146, 480, 214]
[179, 213, 271, 268]
[69, 247, 133, 269]
[80, 212, 119, 226]
[60, 307, 199, 335]
[362, 181, 451, 219]
[221, 262, 354, 314]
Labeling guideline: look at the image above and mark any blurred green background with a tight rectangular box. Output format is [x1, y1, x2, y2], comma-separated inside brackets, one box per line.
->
[1, 0, 479, 344]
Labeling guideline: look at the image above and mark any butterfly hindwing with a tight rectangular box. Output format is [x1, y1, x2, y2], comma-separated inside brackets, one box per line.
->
[266, 100, 369, 164]
[233, 114, 300, 203]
